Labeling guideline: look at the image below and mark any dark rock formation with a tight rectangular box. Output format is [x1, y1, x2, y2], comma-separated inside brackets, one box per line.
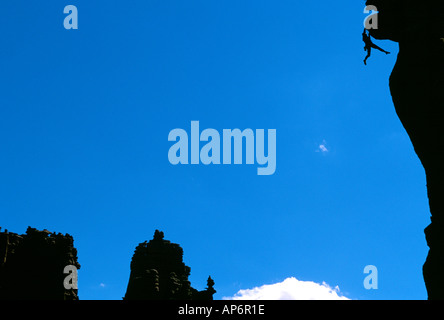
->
[124, 230, 215, 300]
[0, 226, 81, 300]
[365, 0, 444, 299]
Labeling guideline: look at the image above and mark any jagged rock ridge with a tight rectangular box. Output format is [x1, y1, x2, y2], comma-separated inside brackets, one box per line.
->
[0, 226, 80, 300]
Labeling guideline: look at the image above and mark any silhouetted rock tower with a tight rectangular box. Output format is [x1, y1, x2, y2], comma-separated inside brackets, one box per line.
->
[124, 230, 215, 300]
[0, 226, 80, 300]
[365, 0, 444, 299]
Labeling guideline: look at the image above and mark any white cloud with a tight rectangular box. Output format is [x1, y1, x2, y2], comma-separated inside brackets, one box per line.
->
[319, 144, 328, 153]
[316, 139, 329, 153]
[99, 283, 106, 288]
[224, 277, 350, 300]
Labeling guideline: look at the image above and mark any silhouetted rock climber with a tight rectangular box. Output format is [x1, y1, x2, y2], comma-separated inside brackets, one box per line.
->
[363, 28, 390, 65]
[364, 0, 444, 299]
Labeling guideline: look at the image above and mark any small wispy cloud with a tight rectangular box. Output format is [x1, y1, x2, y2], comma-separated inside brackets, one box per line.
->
[99, 283, 106, 288]
[223, 277, 350, 300]
[316, 139, 329, 153]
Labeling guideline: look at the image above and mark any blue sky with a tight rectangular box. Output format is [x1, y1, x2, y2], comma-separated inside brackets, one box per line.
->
[0, 1, 430, 299]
